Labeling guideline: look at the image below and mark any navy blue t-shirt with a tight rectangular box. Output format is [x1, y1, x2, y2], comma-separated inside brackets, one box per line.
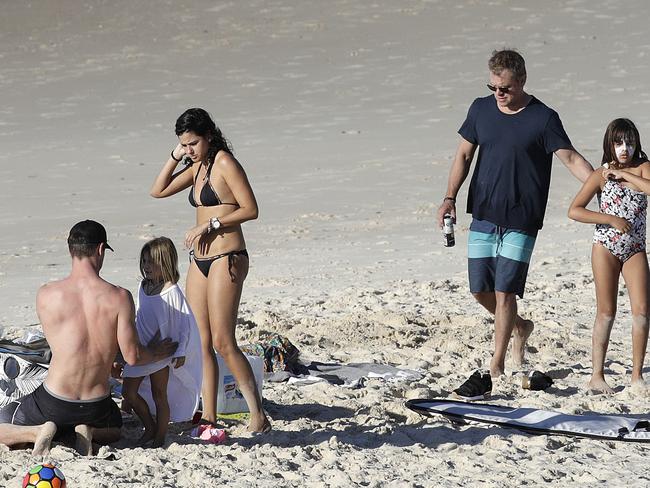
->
[459, 95, 573, 231]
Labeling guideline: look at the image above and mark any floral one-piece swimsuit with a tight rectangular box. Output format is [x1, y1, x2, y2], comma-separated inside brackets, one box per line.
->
[593, 178, 647, 262]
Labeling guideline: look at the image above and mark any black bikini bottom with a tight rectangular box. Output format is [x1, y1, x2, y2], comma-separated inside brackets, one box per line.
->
[190, 249, 248, 281]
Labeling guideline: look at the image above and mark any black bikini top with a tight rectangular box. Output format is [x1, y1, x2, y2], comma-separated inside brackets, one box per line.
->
[188, 161, 237, 208]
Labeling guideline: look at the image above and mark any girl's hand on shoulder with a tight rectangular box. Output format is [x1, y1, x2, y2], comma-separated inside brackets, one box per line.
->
[610, 216, 631, 233]
[184, 222, 211, 249]
[602, 168, 626, 181]
[173, 356, 186, 368]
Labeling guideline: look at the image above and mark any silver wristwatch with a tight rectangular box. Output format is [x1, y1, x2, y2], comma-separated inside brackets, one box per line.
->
[209, 217, 222, 231]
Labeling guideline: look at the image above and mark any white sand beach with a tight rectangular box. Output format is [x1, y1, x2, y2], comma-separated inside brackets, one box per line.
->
[1, 0, 650, 486]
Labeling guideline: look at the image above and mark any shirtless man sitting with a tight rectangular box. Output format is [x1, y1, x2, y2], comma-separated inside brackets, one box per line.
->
[0, 220, 178, 455]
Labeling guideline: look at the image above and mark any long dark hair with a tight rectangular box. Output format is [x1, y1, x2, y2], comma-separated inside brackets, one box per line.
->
[602, 118, 647, 166]
[175, 108, 233, 165]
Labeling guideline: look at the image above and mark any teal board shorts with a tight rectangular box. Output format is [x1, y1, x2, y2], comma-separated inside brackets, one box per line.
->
[467, 219, 537, 298]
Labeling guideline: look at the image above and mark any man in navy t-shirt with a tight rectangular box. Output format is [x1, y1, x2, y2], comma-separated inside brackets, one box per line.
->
[437, 50, 593, 400]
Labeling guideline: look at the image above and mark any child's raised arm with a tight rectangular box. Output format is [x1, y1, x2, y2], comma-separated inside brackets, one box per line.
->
[568, 169, 631, 233]
[603, 162, 650, 195]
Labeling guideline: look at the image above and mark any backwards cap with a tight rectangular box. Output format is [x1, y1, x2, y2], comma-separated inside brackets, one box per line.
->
[67, 220, 114, 252]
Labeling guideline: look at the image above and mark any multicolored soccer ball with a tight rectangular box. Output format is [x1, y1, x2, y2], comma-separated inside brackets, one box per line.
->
[22, 463, 66, 488]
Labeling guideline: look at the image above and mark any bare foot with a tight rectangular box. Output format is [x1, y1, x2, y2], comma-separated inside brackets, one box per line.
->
[588, 377, 615, 395]
[32, 422, 57, 456]
[247, 415, 272, 434]
[74, 424, 94, 456]
[201, 414, 217, 425]
[512, 319, 534, 366]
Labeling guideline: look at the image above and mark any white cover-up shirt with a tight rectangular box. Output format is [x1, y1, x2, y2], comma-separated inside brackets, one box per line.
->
[123, 282, 202, 422]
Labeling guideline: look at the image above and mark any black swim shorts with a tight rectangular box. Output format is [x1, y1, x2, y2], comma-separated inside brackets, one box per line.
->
[0, 384, 122, 433]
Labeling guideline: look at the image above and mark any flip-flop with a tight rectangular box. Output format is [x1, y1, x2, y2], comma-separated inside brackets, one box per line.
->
[191, 424, 227, 444]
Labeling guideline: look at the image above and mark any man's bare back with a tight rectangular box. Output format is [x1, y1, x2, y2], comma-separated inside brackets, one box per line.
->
[37, 262, 135, 400]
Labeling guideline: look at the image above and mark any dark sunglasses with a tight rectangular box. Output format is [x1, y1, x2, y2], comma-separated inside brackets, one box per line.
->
[486, 84, 511, 94]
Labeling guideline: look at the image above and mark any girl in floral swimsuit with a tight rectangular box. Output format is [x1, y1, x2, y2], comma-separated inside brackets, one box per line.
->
[594, 172, 647, 262]
[569, 118, 650, 394]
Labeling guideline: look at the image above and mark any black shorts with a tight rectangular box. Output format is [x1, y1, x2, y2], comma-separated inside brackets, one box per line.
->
[0, 384, 122, 434]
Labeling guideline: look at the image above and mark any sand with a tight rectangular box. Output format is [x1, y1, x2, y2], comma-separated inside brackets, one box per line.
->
[1, 0, 650, 486]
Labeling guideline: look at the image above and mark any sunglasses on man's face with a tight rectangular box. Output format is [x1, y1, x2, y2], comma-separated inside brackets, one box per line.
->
[486, 84, 511, 94]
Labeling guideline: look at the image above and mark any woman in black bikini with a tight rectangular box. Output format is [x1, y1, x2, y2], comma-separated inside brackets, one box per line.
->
[150, 108, 270, 432]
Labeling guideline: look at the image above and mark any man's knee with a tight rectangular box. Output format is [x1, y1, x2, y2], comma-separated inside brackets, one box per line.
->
[472, 291, 494, 301]
[495, 291, 517, 306]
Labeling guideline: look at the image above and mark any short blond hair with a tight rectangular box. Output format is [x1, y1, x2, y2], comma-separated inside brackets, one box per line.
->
[140, 237, 180, 284]
[488, 49, 526, 83]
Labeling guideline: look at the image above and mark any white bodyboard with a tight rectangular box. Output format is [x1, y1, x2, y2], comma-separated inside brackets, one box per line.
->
[406, 399, 650, 442]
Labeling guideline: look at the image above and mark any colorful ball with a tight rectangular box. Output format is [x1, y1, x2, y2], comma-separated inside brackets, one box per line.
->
[22, 463, 66, 488]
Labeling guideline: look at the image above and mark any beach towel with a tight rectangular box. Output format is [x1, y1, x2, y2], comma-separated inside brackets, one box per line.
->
[0, 338, 51, 364]
[406, 398, 650, 442]
[242, 334, 421, 387]
[267, 361, 423, 388]
[0, 339, 50, 407]
[135, 317, 203, 423]
[122, 283, 203, 423]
